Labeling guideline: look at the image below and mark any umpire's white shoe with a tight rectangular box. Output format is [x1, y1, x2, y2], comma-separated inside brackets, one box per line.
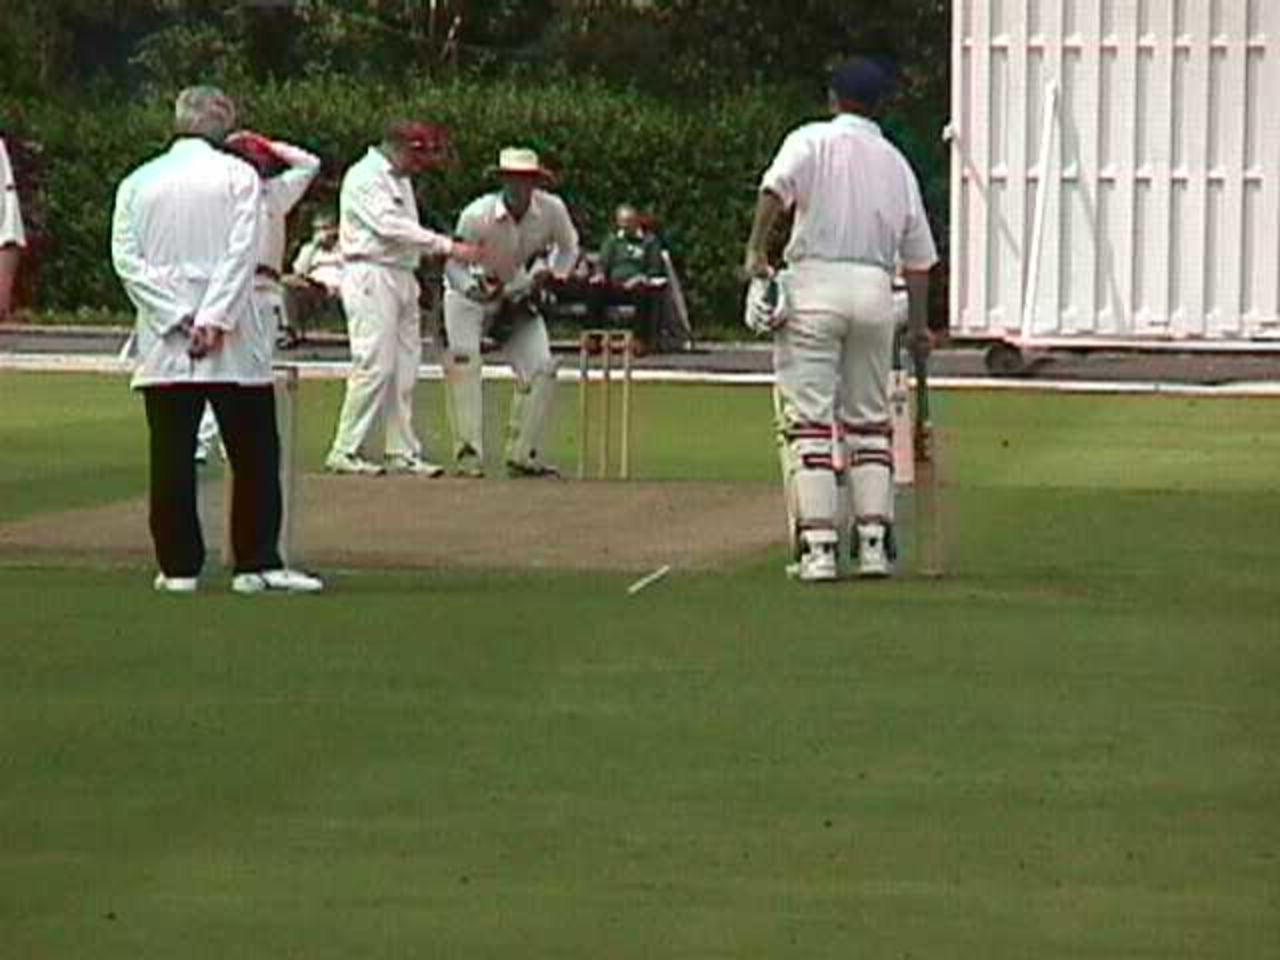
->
[385, 452, 446, 477]
[325, 451, 385, 476]
[797, 530, 839, 583]
[232, 568, 324, 595]
[856, 523, 891, 578]
[154, 573, 198, 594]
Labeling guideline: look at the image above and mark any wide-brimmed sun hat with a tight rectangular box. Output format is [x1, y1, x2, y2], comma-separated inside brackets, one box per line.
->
[488, 146, 554, 181]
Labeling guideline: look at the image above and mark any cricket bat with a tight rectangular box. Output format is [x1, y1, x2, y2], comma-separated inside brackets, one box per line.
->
[912, 345, 945, 577]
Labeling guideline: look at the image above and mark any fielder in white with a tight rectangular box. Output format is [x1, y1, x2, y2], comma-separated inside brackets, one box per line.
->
[0, 133, 26, 321]
[441, 147, 579, 478]
[196, 130, 320, 463]
[744, 57, 937, 582]
[325, 121, 483, 476]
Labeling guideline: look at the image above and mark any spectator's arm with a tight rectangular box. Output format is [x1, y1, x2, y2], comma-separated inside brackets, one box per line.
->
[292, 241, 316, 277]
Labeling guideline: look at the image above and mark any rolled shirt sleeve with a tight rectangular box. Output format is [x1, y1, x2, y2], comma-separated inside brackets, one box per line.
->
[269, 140, 322, 214]
[544, 195, 580, 278]
[759, 129, 810, 208]
[898, 166, 939, 272]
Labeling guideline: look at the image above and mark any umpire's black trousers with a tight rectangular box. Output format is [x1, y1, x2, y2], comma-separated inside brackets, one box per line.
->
[142, 383, 283, 578]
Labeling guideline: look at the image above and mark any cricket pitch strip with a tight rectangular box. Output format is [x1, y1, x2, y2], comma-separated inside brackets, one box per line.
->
[0, 477, 785, 573]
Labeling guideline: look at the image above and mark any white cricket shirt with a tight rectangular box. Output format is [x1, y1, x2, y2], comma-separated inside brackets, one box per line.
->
[339, 147, 454, 270]
[443, 189, 579, 295]
[760, 113, 937, 273]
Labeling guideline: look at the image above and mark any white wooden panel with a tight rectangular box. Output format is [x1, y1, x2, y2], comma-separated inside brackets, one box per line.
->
[952, 0, 1280, 344]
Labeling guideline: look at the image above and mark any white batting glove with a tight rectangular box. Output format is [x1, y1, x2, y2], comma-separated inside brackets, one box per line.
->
[743, 275, 789, 335]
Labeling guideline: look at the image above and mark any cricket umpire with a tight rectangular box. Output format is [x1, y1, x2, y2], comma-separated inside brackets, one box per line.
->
[324, 121, 483, 477]
[743, 57, 938, 582]
[111, 85, 322, 594]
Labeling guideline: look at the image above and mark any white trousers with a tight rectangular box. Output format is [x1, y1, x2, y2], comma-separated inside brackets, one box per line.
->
[329, 264, 424, 460]
[773, 261, 896, 547]
[442, 290, 557, 463]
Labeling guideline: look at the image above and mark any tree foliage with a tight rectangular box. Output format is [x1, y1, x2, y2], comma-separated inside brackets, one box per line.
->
[1, 0, 953, 328]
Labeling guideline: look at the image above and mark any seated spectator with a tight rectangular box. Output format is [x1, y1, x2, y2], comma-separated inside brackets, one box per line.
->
[589, 203, 669, 349]
[282, 210, 343, 344]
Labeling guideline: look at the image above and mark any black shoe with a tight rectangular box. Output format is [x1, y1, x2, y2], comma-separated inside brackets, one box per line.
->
[505, 459, 561, 479]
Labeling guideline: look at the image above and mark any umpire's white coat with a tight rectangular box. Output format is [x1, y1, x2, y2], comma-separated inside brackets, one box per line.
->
[112, 138, 265, 388]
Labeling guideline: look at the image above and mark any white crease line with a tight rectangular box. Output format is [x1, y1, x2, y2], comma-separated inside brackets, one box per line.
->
[627, 564, 672, 596]
[3, 352, 1280, 396]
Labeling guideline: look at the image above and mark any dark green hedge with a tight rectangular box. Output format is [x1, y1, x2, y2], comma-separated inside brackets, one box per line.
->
[10, 74, 945, 333]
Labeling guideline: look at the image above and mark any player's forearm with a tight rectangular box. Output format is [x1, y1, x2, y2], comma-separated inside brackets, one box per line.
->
[744, 189, 784, 275]
[904, 268, 931, 339]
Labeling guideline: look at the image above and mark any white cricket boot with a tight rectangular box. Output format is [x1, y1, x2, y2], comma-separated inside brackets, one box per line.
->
[798, 529, 839, 583]
[856, 522, 891, 578]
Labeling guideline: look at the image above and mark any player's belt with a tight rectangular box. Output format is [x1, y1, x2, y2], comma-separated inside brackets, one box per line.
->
[795, 256, 894, 274]
[255, 264, 282, 281]
[343, 254, 415, 272]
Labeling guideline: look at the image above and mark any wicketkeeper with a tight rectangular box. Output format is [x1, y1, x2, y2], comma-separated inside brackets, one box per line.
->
[744, 57, 938, 582]
[441, 147, 580, 478]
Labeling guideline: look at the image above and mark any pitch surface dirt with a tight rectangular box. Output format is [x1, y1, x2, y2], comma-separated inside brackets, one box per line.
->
[0, 476, 785, 573]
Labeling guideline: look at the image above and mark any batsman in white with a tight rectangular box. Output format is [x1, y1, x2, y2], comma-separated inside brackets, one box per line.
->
[743, 57, 937, 582]
[441, 147, 579, 478]
[324, 121, 484, 476]
[196, 130, 321, 464]
[111, 85, 322, 594]
[0, 132, 26, 321]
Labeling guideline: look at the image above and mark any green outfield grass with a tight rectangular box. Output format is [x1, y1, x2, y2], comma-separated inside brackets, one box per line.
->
[2, 371, 1278, 959]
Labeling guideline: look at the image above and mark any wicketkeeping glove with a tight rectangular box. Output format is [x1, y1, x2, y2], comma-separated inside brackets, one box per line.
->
[464, 265, 504, 304]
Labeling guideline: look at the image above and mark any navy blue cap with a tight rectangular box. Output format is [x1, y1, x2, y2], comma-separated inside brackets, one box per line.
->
[829, 56, 897, 107]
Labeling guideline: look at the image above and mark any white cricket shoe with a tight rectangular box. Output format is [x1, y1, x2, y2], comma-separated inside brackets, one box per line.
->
[797, 529, 839, 583]
[154, 573, 198, 594]
[385, 452, 446, 477]
[856, 523, 891, 578]
[798, 546, 838, 582]
[231, 568, 324, 594]
[325, 451, 385, 476]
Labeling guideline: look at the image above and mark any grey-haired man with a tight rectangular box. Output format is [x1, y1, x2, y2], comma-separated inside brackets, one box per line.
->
[111, 85, 322, 594]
